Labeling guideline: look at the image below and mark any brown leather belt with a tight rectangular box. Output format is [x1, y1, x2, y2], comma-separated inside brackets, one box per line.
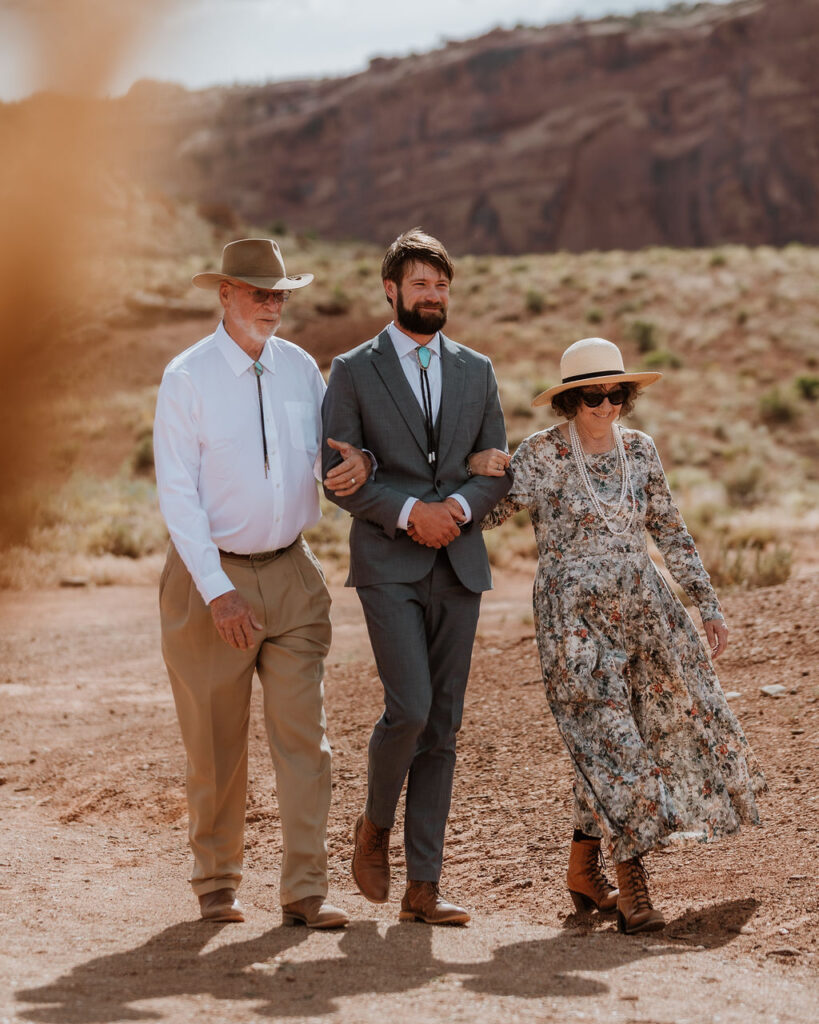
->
[218, 538, 297, 563]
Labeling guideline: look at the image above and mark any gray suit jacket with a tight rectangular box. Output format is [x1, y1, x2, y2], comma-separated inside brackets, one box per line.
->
[321, 328, 512, 592]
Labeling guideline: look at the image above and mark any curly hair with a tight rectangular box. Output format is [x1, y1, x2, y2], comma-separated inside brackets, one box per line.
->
[551, 381, 641, 419]
[381, 227, 454, 302]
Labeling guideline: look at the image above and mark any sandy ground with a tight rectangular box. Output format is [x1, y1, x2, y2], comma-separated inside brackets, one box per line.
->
[1, 566, 818, 1023]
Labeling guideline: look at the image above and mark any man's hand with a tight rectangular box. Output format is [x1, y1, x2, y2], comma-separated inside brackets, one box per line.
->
[704, 618, 729, 660]
[443, 496, 466, 524]
[324, 438, 372, 496]
[406, 501, 461, 548]
[210, 590, 263, 650]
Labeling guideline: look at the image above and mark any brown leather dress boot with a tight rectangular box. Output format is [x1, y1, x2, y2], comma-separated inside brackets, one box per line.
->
[281, 895, 349, 929]
[615, 856, 666, 934]
[398, 881, 470, 925]
[351, 813, 391, 903]
[566, 837, 618, 913]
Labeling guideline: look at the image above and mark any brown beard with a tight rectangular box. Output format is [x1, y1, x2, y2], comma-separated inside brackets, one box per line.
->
[395, 291, 447, 335]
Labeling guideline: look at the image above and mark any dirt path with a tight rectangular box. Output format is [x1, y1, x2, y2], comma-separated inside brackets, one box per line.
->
[1, 568, 817, 1023]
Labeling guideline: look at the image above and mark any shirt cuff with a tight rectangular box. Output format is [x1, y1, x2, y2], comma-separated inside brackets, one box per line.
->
[397, 496, 419, 531]
[363, 449, 377, 477]
[448, 492, 472, 523]
[199, 568, 236, 606]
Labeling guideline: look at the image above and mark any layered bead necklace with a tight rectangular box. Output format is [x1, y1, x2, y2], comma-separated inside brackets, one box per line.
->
[568, 420, 636, 536]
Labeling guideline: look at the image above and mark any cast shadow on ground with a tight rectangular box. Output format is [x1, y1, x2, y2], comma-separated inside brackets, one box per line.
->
[16, 899, 757, 1022]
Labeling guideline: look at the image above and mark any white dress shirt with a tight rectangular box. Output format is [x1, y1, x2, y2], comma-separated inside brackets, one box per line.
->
[154, 321, 325, 604]
[386, 323, 472, 530]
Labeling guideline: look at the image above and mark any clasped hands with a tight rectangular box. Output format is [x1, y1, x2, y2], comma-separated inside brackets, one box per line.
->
[407, 497, 466, 549]
[406, 446, 510, 549]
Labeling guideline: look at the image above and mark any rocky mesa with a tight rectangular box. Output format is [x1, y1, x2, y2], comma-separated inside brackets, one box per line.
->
[116, 0, 819, 254]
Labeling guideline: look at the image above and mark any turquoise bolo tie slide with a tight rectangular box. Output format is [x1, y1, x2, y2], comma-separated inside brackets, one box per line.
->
[416, 346, 431, 369]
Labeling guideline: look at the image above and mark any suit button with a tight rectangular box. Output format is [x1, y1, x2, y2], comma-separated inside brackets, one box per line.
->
[435, 479, 442, 487]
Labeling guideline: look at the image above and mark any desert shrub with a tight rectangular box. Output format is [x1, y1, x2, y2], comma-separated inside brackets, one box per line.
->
[642, 349, 683, 370]
[701, 538, 792, 590]
[709, 251, 727, 268]
[586, 308, 603, 324]
[795, 375, 819, 401]
[315, 285, 352, 316]
[132, 430, 154, 474]
[629, 320, 658, 353]
[304, 498, 351, 566]
[723, 460, 765, 508]
[267, 219, 288, 235]
[525, 289, 545, 315]
[758, 388, 798, 425]
[483, 509, 536, 568]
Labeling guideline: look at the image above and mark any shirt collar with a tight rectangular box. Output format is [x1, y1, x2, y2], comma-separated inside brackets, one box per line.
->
[215, 321, 277, 376]
[387, 322, 441, 361]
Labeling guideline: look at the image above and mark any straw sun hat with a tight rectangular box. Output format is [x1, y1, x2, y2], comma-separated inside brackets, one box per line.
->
[192, 238, 314, 291]
[532, 337, 662, 407]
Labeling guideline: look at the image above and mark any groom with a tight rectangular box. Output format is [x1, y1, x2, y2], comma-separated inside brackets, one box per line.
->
[321, 228, 511, 924]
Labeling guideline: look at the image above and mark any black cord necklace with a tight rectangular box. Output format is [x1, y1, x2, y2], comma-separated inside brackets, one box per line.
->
[416, 346, 436, 465]
[254, 361, 270, 477]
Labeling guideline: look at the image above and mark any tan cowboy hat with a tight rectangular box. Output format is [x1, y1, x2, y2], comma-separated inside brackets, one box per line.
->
[192, 238, 314, 291]
[532, 337, 662, 406]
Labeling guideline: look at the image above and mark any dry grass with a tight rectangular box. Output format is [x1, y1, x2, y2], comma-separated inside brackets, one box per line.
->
[3, 227, 818, 592]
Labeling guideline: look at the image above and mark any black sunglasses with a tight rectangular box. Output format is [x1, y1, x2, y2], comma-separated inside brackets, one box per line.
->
[579, 385, 629, 407]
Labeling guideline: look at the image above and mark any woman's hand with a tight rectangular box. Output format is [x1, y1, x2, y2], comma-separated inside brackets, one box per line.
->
[468, 448, 511, 477]
[703, 618, 728, 660]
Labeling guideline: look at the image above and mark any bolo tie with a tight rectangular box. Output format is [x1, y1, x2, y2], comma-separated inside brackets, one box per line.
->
[253, 361, 270, 478]
[415, 345, 436, 465]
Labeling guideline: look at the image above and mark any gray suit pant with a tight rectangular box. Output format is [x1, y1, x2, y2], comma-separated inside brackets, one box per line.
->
[356, 549, 481, 882]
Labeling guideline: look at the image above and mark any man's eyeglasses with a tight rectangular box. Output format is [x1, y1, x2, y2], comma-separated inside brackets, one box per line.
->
[230, 283, 291, 304]
[579, 385, 629, 407]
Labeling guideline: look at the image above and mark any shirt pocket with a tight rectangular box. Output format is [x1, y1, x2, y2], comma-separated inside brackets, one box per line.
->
[285, 400, 319, 455]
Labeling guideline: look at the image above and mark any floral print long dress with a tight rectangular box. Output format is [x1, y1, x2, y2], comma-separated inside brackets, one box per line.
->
[482, 425, 765, 863]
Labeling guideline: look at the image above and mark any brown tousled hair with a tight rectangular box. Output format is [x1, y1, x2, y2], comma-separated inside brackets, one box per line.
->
[381, 227, 454, 307]
[551, 382, 641, 419]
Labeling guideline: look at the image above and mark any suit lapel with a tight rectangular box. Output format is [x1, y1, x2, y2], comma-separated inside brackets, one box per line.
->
[437, 333, 466, 466]
[371, 329, 429, 458]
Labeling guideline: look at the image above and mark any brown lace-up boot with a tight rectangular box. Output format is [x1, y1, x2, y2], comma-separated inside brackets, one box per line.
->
[398, 882, 470, 925]
[566, 837, 618, 913]
[351, 813, 391, 903]
[615, 855, 666, 934]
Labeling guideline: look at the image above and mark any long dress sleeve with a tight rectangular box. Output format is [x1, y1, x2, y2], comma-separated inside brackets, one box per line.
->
[643, 438, 722, 622]
[481, 434, 538, 530]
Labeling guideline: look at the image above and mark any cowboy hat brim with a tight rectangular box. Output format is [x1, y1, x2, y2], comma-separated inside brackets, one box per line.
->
[191, 271, 314, 291]
[532, 371, 662, 407]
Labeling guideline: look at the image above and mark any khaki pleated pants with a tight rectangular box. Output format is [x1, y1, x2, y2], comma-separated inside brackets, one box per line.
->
[159, 537, 332, 904]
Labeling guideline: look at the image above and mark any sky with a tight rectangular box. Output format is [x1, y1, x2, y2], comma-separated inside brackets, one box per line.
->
[0, 0, 735, 101]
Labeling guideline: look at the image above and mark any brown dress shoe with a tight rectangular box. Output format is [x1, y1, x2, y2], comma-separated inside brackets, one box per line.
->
[352, 813, 390, 903]
[615, 856, 666, 934]
[281, 895, 349, 929]
[198, 888, 244, 922]
[398, 881, 470, 925]
[566, 837, 618, 913]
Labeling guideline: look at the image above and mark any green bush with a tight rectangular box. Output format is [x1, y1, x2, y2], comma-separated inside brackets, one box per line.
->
[758, 388, 798, 425]
[629, 320, 658, 353]
[795, 375, 819, 401]
[642, 349, 683, 370]
[525, 289, 545, 315]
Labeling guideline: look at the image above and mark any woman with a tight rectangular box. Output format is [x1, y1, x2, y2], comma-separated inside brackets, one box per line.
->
[472, 337, 765, 934]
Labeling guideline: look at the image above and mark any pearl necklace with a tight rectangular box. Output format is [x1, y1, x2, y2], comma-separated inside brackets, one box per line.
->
[569, 420, 636, 536]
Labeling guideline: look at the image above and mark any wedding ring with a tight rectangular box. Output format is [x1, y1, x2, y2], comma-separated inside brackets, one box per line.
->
[351, 477, 356, 485]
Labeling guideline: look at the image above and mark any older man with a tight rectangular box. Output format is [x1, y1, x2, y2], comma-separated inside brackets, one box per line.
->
[154, 238, 368, 927]
[322, 228, 512, 924]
